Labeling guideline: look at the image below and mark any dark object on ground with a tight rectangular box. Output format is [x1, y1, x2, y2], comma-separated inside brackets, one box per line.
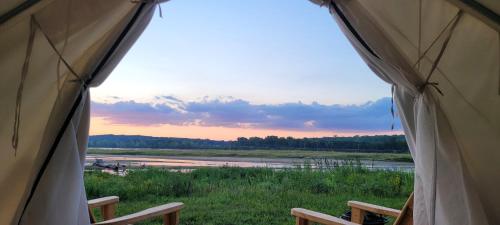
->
[341, 210, 389, 225]
[92, 159, 126, 171]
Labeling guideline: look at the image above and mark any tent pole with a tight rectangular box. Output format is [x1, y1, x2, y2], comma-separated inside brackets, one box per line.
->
[446, 0, 500, 32]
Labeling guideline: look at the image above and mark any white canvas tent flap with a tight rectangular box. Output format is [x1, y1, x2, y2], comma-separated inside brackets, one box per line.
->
[0, 1, 158, 224]
[310, 0, 500, 224]
[1, 0, 499, 225]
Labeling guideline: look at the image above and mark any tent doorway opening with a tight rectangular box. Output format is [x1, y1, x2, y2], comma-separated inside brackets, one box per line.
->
[90, 0, 403, 142]
[5, 0, 499, 224]
[85, 1, 411, 224]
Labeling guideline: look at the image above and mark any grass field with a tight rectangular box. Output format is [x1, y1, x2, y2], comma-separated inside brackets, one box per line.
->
[87, 148, 413, 162]
[85, 166, 413, 225]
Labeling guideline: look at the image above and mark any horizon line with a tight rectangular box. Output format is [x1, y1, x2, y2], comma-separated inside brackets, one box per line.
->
[89, 132, 406, 141]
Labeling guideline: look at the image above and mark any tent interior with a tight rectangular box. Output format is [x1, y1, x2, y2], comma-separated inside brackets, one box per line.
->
[0, 0, 499, 224]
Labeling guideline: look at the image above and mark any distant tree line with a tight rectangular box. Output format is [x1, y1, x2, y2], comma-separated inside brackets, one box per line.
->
[88, 134, 409, 153]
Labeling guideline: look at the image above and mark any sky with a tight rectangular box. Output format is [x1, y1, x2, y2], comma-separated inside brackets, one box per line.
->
[90, 0, 401, 140]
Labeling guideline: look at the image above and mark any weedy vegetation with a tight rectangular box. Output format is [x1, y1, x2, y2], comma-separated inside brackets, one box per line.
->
[85, 163, 413, 225]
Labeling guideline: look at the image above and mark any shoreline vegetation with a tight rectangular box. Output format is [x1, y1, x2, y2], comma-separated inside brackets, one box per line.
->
[86, 135, 413, 224]
[87, 148, 413, 162]
[85, 166, 413, 225]
[89, 134, 409, 153]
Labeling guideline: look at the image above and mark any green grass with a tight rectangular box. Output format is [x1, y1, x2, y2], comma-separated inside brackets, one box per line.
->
[85, 166, 413, 225]
[87, 148, 413, 162]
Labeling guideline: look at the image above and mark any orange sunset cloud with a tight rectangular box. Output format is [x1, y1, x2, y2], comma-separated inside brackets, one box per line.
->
[90, 117, 403, 140]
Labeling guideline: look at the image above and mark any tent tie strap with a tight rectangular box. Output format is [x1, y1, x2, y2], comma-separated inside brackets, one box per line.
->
[156, 0, 163, 18]
[418, 10, 463, 96]
[419, 82, 444, 96]
[11, 16, 37, 153]
[11, 15, 84, 154]
[31, 16, 85, 86]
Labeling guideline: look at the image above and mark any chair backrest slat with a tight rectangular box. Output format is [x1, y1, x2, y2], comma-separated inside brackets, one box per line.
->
[393, 192, 414, 225]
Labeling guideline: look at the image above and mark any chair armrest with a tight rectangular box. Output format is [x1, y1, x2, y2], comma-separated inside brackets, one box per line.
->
[291, 208, 359, 225]
[88, 196, 120, 221]
[95, 202, 184, 225]
[348, 201, 401, 218]
[88, 196, 120, 209]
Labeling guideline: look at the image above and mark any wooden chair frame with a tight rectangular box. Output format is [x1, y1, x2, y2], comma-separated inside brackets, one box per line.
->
[292, 193, 413, 225]
[88, 196, 183, 225]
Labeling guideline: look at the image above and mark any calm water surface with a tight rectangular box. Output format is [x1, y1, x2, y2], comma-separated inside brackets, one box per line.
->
[85, 154, 414, 171]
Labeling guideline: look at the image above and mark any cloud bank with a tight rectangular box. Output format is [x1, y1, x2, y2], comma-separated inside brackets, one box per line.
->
[91, 96, 401, 132]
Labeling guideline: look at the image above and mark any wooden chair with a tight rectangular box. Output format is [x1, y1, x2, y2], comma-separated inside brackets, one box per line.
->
[88, 196, 184, 225]
[291, 192, 413, 225]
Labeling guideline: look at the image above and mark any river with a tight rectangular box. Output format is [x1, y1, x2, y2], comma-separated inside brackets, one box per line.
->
[85, 154, 414, 171]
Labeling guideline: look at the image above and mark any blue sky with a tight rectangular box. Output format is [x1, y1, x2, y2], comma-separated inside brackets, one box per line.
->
[93, 0, 390, 104]
[90, 0, 399, 139]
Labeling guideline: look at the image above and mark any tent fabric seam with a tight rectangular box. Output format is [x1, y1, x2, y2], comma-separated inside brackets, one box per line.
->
[431, 97, 438, 225]
[334, 0, 426, 89]
[417, 0, 422, 70]
[16, 87, 87, 225]
[457, 0, 500, 29]
[328, 1, 380, 60]
[0, 0, 40, 25]
[56, 0, 74, 97]
[86, 2, 147, 85]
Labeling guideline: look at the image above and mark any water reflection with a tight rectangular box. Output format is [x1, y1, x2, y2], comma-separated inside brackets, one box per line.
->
[85, 154, 414, 174]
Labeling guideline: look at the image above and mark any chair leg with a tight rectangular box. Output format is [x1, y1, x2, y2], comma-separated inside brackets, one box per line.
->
[351, 208, 365, 224]
[101, 204, 116, 221]
[164, 211, 180, 225]
[88, 208, 97, 223]
[296, 217, 309, 225]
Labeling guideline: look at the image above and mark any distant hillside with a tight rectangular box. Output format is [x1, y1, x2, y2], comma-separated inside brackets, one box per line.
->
[88, 134, 409, 153]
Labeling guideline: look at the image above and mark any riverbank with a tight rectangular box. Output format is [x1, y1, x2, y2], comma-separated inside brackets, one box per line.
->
[85, 167, 413, 225]
[87, 148, 413, 162]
